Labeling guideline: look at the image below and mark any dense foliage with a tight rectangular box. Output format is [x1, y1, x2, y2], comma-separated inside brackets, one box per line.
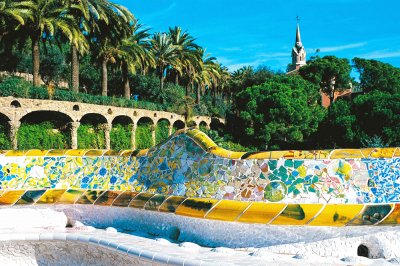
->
[78, 124, 106, 149]
[227, 75, 325, 150]
[136, 123, 154, 150]
[17, 122, 70, 150]
[0, 123, 11, 149]
[110, 124, 132, 150]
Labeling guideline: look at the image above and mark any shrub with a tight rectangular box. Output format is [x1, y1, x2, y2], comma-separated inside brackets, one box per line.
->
[78, 124, 105, 149]
[17, 122, 70, 150]
[136, 123, 153, 149]
[0, 124, 11, 150]
[156, 120, 170, 145]
[111, 124, 132, 150]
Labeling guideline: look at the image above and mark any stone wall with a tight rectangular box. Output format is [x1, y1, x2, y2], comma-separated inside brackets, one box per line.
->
[0, 97, 224, 149]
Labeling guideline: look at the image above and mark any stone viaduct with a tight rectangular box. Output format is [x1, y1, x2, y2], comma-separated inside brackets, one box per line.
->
[0, 97, 225, 150]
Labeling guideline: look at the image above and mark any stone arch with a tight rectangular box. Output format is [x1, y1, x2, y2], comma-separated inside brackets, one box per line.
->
[210, 117, 224, 132]
[136, 117, 155, 149]
[173, 120, 185, 131]
[0, 113, 11, 149]
[10, 100, 21, 108]
[199, 121, 209, 132]
[79, 113, 108, 149]
[156, 118, 171, 145]
[19, 111, 73, 150]
[111, 116, 134, 150]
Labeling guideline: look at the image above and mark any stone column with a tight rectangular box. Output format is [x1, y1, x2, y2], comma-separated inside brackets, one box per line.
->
[151, 124, 156, 146]
[70, 122, 80, 150]
[8, 121, 20, 150]
[168, 124, 173, 136]
[131, 123, 137, 150]
[103, 123, 111, 150]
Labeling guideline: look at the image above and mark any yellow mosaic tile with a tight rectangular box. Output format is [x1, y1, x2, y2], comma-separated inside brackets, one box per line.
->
[271, 204, 324, 225]
[242, 152, 272, 160]
[329, 149, 364, 159]
[308, 204, 363, 226]
[393, 148, 400, 158]
[65, 150, 89, 156]
[76, 190, 105, 205]
[0, 190, 25, 205]
[25, 150, 48, 156]
[103, 150, 120, 156]
[360, 148, 377, 158]
[119, 150, 135, 157]
[15, 190, 47, 205]
[45, 150, 67, 156]
[369, 148, 396, 158]
[159, 196, 187, 213]
[316, 150, 331, 159]
[175, 198, 219, 218]
[209, 147, 245, 159]
[135, 149, 149, 157]
[205, 200, 251, 222]
[36, 189, 67, 204]
[94, 191, 122, 206]
[270, 151, 291, 159]
[112, 191, 139, 207]
[348, 204, 394, 225]
[191, 134, 217, 151]
[0, 150, 9, 155]
[129, 193, 155, 208]
[5, 150, 25, 156]
[144, 194, 167, 211]
[57, 189, 86, 204]
[85, 150, 107, 157]
[379, 204, 400, 225]
[237, 202, 287, 224]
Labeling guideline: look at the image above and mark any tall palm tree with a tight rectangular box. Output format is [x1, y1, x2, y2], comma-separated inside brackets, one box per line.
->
[168, 26, 199, 85]
[89, 0, 134, 96]
[150, 32, 178, 91]
[20, 0, 79, 86]
[117, 22, 154, 99]
[0, 0, 32, 39]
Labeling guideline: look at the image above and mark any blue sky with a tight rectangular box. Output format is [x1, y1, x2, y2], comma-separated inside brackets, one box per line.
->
[116, 0, 400, 72]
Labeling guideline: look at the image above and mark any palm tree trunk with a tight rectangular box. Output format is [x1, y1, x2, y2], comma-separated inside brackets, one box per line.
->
[175, 73, 179, 85]
[101, 58, 108, 96]
[196, 85, 201, 104]
[71, 44, 79, 92]
[159, 67, 164, 91]
[31, 35, 40, 87]
[122, 61, 130, 99]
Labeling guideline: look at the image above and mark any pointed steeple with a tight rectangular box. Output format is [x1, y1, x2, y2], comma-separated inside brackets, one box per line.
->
[288, 21, 307, 73]
[296, 24, 302, 44]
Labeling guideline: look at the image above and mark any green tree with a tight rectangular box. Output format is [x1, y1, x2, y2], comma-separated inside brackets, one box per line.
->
[229, 75, 325, 150]
[299, 56, 352, 104]
[150, 32, 178, 91]
[353, 57, 400, 94]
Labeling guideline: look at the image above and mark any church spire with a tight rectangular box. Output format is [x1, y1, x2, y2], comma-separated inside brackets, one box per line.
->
[296, 23, 302, 44]
[288, 20, 307, 72]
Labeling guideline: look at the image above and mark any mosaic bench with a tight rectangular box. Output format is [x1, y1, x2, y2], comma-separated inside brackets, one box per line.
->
[0, 129, 399, 227]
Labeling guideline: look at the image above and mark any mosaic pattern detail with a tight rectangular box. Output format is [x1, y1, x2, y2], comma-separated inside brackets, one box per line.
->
[0, 189, 398, 226]
[0, 130, 400, 205]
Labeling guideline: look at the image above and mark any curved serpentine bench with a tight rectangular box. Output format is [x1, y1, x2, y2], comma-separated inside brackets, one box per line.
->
[0, 129, 399, 228]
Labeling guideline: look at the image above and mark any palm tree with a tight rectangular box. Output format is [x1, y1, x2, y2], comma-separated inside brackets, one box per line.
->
[150, 32, 178, 91]
[0, 0, 32, 38]
[117, 22, 154, 99]
[89, 0, 134, 96]
[168, 26, 199, 85]
[20, 0, 79, 86]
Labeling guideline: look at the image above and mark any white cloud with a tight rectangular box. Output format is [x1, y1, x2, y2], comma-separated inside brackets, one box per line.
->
[358, 50, 400, 59]
[310, 42, 367, 53]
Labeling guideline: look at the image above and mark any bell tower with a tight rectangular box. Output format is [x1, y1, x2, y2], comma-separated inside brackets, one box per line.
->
[289, 21, 307, 72]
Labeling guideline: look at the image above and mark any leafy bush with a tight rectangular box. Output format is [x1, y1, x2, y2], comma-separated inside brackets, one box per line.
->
[111, 124, 132, 150]
[136, 123, 153, 149]
[17, 122, 70, 150]
[156, 120, 170, 145]
[78, 124, 105, 149]
[0, 124, 11, 150]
